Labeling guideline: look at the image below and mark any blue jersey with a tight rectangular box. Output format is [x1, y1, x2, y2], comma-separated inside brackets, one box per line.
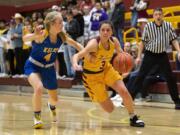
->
[24, 32, 63, 90]
[30, 34, 63, 64]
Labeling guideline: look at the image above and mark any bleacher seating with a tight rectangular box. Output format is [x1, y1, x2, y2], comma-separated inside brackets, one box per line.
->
[148, 82, 180, 94]
[0, 77, 74, 88]
[125, 6, 180, 20]
[124, 6, 180, 43]
[148, 55, 180, 94]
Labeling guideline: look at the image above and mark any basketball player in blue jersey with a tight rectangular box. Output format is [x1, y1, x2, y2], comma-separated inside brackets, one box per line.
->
[72, 21, 145, 127]
[23, 11, 83, 129]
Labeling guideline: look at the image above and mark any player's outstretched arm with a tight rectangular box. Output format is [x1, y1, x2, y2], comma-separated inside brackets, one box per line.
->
[58, 32, 84, 51]
[66, 36, 84, 51]
[23, 25, 45, 43]
[72, 39, 98, 71]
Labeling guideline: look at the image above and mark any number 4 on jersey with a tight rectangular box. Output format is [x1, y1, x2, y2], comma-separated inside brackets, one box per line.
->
[44, 53, 52, 62]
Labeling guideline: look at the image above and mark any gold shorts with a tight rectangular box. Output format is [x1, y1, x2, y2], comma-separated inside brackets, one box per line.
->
[82, 63, 123, 103]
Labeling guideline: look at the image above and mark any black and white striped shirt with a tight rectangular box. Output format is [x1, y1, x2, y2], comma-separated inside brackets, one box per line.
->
[142, 21, 177, 53]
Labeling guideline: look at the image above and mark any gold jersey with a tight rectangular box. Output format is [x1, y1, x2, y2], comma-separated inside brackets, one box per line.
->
[83, 38, 115, 72]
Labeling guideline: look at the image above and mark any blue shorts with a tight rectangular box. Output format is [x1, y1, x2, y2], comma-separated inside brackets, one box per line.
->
[24, 60, 57, 90]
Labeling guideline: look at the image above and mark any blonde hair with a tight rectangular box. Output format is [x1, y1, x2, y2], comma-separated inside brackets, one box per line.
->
[44, 11, 62, 31]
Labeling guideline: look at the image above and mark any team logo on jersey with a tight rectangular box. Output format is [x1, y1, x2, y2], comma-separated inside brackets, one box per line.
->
[43, 47, 59, 53]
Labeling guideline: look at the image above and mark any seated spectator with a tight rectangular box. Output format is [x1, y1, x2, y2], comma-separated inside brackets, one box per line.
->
[124, 42, 131, 53]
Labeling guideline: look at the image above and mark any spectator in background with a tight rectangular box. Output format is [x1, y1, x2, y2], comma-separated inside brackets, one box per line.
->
[79, 0, 93, 11]
[32, 12, 38, 22]
[67, 0, 77, 6]
[124, 42, 131, 54]
[51, 5, 61, 12]
[64, 10, 80, 77]
[6, 19, 16, 76]
[89, 1, 108, 39]
[103, 0, 113, 19]
[0, 20, 8, 76]
[130, 0, 139, 27]
[72, 6, 85, 46]
[60, 6, 68, 22]
[176, 52, 180, 70]
[83, 6, 91, 44]
[12, 13, 24, 76]
[130, 44, 138, 59]
[110, 0, 125, 49]
[136, 0, 149, 35]
[22, 17, 33, 73]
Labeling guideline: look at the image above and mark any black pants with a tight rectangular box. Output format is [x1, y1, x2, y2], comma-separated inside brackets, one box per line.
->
[6, 49, 15, 75]
[14, 47, 24, 74]
[57, 52, 67, 76]
[22, 48, 31, 69]
[130, 51, 180, 103]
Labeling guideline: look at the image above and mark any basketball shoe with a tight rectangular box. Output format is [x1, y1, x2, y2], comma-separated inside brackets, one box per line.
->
[33, 113, 43, 129]
[130, 115, 145, 127]
[47, 102, 57, 122]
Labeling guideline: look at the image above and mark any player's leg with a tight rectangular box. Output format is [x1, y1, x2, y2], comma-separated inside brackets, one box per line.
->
[105, 63, 144, 127]
[111, 80, 145, 127]
[82, 72, 115, 113]
[28, 73, 44, 129]
[47, 90, 58, 122]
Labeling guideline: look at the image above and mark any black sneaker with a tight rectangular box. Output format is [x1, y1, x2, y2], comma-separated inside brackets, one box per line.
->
[175, 103, 180, 110]
[130, 115, 145, 127]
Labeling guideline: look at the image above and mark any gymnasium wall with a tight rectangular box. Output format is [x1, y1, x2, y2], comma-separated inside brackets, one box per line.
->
[0, 0, 179, 21]
[0, 5, 16, 21]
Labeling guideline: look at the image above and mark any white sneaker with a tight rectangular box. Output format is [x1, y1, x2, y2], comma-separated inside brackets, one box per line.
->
[12, 74, 20, 78]
[33, 114, 43, 129]
[47, 102, 57, 122]
[0, 73, 9, 77]
[112, 100, 124, 107]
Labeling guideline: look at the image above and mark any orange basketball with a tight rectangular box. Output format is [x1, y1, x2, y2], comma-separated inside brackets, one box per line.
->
[112, 53, 134, 74]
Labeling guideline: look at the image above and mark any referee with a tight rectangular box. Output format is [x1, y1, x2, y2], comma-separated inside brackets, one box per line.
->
[130, 8, 180, 109]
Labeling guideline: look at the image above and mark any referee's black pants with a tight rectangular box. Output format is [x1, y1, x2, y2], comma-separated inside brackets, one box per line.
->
[130, 51, 180, 104]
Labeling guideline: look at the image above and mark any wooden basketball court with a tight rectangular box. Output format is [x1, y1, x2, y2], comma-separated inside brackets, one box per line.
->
[0, 94, 179, 135]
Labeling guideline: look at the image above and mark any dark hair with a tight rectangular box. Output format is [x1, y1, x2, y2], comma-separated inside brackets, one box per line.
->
[66, 10, 73, 16]
[153, 7, 163, 13]
[99, 20, 114, 31]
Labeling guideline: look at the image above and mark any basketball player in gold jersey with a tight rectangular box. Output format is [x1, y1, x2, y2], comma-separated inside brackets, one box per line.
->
[72, 21, 145, 127]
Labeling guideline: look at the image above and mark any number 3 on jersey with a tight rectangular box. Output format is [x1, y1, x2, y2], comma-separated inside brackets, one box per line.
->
[100, 60, 105, 70]
[44, 53, 52, 62]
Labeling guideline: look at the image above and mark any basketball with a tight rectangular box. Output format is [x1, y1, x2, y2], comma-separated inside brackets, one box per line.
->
[112, 53, 134, 73]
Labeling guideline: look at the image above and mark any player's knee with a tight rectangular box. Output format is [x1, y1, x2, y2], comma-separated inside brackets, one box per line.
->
[34, 84, 43, 96]
[103, 105, 114, 113]
[120, 89, 129, 98]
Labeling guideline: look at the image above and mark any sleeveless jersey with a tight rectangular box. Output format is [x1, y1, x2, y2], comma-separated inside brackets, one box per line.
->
[83, 37, 115, 72]
[30, 30, 63, 64]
